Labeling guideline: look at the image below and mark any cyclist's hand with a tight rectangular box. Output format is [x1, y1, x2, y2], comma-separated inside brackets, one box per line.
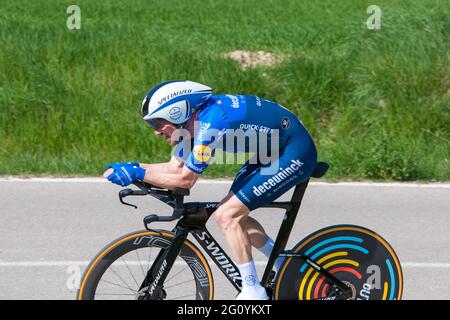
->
[104, 162, 140, 171]
[103, 162, 140, 181]
[107, 165, 146, 187]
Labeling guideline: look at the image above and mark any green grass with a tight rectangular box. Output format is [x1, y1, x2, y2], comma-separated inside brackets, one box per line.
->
[0, 0, 449, 180]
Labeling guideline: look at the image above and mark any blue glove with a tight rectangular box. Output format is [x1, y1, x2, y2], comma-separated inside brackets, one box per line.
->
[105, 162, 140, 171]
[108, 165, 146, 187]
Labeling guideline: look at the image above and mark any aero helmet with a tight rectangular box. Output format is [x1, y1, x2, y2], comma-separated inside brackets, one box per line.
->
[141, 80, 212, 127]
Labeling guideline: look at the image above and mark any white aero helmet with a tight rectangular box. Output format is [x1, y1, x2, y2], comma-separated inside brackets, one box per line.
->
[141, 80, 213, 127]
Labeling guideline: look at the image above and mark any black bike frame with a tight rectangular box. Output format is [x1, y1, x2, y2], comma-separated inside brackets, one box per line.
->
[130, 177, 350, 299]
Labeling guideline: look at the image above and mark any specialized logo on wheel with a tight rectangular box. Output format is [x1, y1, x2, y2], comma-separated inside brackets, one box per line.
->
[274, 225, 403, 300]
[193, 145, 212, 163]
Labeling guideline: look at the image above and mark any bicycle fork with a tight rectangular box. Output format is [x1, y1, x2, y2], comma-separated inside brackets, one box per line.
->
[138, 227, 189, 300]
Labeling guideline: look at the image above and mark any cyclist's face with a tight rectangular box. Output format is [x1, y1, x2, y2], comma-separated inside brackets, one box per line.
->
[153, 120, 177, 145]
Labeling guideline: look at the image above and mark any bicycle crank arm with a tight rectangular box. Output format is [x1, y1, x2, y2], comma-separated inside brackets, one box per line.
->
[279, 251, 353, 299]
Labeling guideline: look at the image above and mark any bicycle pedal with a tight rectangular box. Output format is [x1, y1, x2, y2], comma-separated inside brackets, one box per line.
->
[135, 287, 148, 300]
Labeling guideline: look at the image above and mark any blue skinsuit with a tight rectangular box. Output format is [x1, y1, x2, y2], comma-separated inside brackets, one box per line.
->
[173, 94, 317, 211]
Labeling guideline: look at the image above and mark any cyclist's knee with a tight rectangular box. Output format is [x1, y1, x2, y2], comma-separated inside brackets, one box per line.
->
[214, 210, 229, 230]
[214, 196, 249, 230]
[215, 211, 242, 231]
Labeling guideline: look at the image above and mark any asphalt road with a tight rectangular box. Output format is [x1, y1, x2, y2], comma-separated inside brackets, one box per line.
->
[0, 178, 449, 300]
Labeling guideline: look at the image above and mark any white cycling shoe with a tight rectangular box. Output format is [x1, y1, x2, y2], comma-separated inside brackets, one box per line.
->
[235, 290, 270, 300]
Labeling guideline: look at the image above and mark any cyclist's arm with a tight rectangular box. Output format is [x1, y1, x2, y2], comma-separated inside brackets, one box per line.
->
[142, 163, 199, 190]
[140, 156, 183, 175]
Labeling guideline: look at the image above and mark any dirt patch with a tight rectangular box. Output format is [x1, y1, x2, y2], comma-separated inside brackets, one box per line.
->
[224, 50, 284, 70]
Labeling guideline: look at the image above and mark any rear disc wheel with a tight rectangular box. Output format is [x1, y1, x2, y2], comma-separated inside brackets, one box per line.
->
[274, 225, 403, 300]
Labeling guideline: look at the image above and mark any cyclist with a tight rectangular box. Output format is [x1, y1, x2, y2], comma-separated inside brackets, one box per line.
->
[105, 80, 317, 300]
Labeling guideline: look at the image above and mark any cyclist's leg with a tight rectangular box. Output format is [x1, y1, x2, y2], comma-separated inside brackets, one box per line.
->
[214, 195, 269, 299]
[216, 166, 270, 298]
[241, 215, 270, 248]
[214, 195, 252, 264]
[226, 159, 270, 248]
[219, 192, 268, 248]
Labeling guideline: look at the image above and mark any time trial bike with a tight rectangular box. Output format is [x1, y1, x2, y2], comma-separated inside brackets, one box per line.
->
[77, 162, 403, 300]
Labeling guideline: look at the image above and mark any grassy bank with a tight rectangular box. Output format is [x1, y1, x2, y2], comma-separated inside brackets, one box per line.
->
[0, 0, 448, 180]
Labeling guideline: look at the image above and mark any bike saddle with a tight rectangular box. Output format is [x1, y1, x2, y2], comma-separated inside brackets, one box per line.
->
[311, 162, 329, 178]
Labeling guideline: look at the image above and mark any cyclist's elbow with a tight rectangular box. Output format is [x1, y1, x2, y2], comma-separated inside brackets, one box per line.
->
[179, 180, 194, 190]
[178, 169, 199, 190]
[175, 177, 194, 190]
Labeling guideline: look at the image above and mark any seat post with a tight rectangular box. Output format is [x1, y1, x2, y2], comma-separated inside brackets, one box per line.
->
[261, 179, 310, 286]
[290, 178, 310, 205]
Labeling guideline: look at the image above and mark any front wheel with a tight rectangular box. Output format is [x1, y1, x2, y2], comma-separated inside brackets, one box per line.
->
[77, 230, 214, 300]
[274, 225, 403, 300]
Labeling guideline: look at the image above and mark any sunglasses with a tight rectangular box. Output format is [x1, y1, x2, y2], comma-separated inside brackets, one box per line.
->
[144, 118, 166, 130]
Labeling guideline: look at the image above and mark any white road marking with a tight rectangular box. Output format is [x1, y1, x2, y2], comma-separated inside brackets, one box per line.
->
[0, 261, 449, 268]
